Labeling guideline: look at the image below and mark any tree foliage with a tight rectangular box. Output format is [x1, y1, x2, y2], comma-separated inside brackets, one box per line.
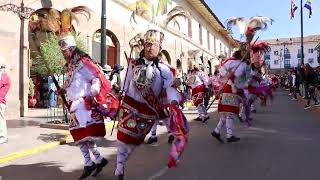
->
[31, 33, 87, 76]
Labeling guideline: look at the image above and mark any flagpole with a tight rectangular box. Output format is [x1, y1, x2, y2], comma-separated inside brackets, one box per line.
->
[300, 0, 304, 65]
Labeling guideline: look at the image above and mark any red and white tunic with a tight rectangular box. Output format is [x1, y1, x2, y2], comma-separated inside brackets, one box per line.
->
[117, 58, 181, 145]
[65, 55, 114, 144]
[218, 58, 247, 115]
[186, 71, 209, 107]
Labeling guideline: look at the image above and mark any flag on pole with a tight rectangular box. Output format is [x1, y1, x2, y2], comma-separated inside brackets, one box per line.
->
[290, 0, 298, 19]
[304, 0, 312, 18]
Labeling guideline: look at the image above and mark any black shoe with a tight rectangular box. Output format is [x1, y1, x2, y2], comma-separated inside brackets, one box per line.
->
[238, 116, 244, 123]
[193, 117, 202, 121]
[211, 131, 223, 143]
[304, 105, 311, 109]
[158, 120, 165, 126]
[227, 136, 240, 143]
[314, 102, 320, 107]
[168, 134, 175, 144]
[92, 158, 108, 177]
[146, 136, 158, 145]
[118, 175, 124, 180]
[251, 109, 257, 113]
[79, 163, 96, 179]
[202, 116, 210, 123]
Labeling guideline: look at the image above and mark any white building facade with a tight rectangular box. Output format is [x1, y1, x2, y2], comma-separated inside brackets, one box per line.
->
[264, 35, 320, 71]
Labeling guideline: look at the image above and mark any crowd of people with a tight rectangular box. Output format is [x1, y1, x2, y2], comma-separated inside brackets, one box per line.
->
[280, 64, 320, 109]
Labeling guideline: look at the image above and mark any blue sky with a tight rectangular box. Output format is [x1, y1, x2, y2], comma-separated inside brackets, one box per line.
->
[205, 0, 320, 40]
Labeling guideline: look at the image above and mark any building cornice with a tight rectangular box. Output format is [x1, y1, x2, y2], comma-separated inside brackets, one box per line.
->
[114, 0, 238, 48]
[186, 0, 239, 47]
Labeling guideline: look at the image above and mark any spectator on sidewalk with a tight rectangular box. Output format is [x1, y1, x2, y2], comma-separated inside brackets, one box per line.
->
[291, 69, 301, 100]
[110, 64, 124, 96]
[300, 64, 309, 99]
[304, 64, 320, 109]
[315, 66, 320, 91]
[0, 64, 11, 144]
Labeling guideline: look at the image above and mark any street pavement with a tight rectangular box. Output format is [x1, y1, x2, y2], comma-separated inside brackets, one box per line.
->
[1, 90, 320, 180]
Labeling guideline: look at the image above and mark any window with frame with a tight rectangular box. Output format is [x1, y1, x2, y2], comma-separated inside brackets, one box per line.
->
[308, 58, 314, 64]
[274, 50, 278, 55]
[298, 49, 302, 54]
[284, 59, 290, 65]
[298, 58, 302, 66]
[274, 60, 279, 65]
[308, 48, 314, 53]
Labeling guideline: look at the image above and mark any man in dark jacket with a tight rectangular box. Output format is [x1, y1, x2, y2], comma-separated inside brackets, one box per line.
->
[304, 64, 320, 109]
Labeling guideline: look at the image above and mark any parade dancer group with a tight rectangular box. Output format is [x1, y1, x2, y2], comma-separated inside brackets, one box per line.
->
[40, 5, 277, 179]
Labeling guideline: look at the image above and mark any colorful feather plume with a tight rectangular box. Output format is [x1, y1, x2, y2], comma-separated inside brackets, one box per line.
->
[251, 42, 271, 53]
[129, 0, 189, 30]
[129, 33, 145, 54]
[29, 6, 92, 35]
[226, 16, 273, 43]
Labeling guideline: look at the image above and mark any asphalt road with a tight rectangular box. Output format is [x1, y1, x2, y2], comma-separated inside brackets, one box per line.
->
[1, 90, 320, 180]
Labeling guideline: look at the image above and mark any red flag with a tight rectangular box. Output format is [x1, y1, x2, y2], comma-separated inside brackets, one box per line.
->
[167, 105, 189, 168]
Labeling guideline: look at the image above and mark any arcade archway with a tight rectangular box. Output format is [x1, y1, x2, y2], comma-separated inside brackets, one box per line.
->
[92, 29, 120, 67]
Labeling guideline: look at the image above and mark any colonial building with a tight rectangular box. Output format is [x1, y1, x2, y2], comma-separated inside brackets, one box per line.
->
[0, 0, 237, 120]
[263, 35, 320, 71]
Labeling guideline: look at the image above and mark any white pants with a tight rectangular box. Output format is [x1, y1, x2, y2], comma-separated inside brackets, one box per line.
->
[214, 113, 234, 138]
[197, 104, 209, 119]
[115, 141, 137, 176]
[150, 119, 171, 137]
[0, 104, 7, 140]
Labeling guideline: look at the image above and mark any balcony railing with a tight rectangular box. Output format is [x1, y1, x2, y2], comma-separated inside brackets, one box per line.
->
[284, 54, 291, 59]
[284, 64, 291, 69]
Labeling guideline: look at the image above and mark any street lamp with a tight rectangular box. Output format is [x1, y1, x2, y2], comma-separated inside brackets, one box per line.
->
[0, 1, 35, 117]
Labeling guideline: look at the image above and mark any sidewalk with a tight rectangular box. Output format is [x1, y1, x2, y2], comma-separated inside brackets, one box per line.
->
[284, 88, 320, 113]
[1, 108, 69, 165]
[0, 127, 69, 164]
[7, 108, 53, 128]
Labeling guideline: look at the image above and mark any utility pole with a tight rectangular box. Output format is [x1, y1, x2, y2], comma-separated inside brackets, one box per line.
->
[101, 0, 107, 67]
[300, 0, 304, 65]
[0, 1, 34, 117]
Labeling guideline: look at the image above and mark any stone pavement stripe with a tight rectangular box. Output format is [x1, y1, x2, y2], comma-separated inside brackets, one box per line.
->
[0, 141, 61, 164]
[0, 121, 118, 165]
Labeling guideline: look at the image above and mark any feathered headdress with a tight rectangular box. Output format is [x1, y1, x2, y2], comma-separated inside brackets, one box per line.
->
[129, 0, 190, 29]
[251, 42, 271, 53]
[128, 0, 190, 54]
[29, 6, 91, 50]
[226, 16, 274, 43]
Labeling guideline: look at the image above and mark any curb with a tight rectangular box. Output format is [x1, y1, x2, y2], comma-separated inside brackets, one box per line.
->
[40, 123, 69, 130]
[0, 121, 118, 165]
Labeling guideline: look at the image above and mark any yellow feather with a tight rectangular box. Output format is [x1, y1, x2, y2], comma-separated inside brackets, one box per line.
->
[61, 9, 72, 33]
